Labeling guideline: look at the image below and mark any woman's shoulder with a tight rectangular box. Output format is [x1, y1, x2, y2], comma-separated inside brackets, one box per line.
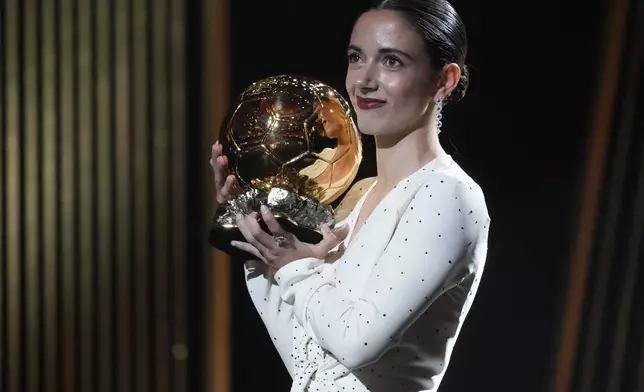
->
[407, 160, 490, 246]
[420, 157, 488, 214]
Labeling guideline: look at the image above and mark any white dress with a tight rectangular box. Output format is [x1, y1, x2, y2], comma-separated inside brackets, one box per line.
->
[243, 152, 490, 392]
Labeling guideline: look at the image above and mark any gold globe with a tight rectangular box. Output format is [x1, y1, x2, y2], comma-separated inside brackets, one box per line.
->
[219, 75, 362, 205]
[210, 75, 362, 254]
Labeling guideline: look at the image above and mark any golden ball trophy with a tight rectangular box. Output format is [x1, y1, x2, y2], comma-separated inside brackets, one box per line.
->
[209, 75, 362, 257]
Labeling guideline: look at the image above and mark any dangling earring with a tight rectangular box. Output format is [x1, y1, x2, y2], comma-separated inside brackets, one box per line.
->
[435, 99, 443, 134]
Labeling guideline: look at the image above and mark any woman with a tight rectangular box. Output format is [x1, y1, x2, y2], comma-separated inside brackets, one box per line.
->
[211, 0, 490, 391]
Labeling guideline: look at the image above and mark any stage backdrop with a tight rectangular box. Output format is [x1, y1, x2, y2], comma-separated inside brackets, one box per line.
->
[0, 1, 208, 391]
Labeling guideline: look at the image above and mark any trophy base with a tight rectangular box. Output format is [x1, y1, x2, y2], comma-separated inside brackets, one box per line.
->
[209, 216, 323, 259]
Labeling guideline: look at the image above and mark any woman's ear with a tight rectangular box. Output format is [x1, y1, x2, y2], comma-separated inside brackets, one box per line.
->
[434, 63, 461, 101]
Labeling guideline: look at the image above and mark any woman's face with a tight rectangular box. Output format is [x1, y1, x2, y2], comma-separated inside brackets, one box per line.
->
[346, 10, 437, 136]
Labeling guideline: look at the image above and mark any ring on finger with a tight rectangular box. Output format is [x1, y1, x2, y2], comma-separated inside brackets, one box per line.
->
[273, 234, 290, 248]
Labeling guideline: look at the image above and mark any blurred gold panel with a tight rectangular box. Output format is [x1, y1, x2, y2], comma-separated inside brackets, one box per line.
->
[551, 0, 641, 391]
[0, 1, 192, 391]
[204, 0, 231, 391]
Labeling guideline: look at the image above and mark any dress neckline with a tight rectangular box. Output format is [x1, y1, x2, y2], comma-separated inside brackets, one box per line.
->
[344, 152, 450, 248]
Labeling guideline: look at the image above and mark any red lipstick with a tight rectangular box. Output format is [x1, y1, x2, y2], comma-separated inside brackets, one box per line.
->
[355, 96, 386, 110]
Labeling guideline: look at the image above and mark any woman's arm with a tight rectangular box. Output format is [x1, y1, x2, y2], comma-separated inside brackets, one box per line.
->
[244, 260, 302, 378]
[240, 177, 375, 375]
[273, 178, 490, 369]
[235, 170, 378, 377]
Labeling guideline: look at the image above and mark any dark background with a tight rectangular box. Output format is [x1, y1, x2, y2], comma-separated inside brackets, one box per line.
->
[2, 0, 641, 391]
[227, 0, 606, 391]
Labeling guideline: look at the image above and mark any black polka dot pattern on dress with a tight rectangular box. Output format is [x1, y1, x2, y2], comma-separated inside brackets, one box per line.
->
[243, 156, 490, 392]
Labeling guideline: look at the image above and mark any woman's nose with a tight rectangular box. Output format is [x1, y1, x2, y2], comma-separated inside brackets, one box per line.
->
[355, 64, 378, 93]
[358, 83, 378, 95]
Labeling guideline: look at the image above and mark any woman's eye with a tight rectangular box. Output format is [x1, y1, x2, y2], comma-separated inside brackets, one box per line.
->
[348, 53, 361, 63]
[384, 56, 402, 67]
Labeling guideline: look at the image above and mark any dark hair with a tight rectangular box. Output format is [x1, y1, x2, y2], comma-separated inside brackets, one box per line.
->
[374, 0, 469, 103]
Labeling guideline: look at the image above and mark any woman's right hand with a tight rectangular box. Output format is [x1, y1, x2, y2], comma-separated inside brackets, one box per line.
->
[211, 141, 242, 204]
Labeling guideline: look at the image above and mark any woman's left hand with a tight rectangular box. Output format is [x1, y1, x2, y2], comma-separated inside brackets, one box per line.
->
[231, 205, 342, 270]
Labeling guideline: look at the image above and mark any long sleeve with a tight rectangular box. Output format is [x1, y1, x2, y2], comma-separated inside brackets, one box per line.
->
[244, 259, 308, 377]
[273, 177, 489, 370]
[242, 178, 377, 377]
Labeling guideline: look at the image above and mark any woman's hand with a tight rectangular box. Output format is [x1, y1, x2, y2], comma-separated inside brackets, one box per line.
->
[210, 141, 242, 204]
[230, 205, 343, 269]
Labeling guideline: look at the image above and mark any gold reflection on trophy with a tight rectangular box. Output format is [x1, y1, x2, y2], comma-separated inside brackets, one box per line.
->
[219, 75, 362, 209]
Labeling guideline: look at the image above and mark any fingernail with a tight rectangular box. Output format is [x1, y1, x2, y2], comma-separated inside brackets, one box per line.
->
[230, 241, 238, 247]
[260, 205, 269, 213]
[235, 214, 242, 221]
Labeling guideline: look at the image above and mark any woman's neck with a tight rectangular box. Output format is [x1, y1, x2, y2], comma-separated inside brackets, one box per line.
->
[373, 123, 443, 191]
